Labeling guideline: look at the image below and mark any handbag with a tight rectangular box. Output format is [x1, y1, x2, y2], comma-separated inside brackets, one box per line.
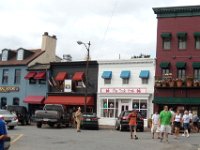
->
[4, 136, 11, 150]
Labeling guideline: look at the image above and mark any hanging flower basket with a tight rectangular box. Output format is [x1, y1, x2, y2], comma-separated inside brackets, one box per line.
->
[176, 79, 183, 87]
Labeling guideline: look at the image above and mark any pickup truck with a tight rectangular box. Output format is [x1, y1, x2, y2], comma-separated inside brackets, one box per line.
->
[34, 104, 70, 128]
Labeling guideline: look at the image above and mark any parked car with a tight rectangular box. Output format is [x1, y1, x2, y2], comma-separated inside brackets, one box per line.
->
[6, 105, 31, 125]
[0, 109, 18, 129]
[80, 113, 99, 130]
[35, 104, 70, 128]
[115, 110, 144, 132]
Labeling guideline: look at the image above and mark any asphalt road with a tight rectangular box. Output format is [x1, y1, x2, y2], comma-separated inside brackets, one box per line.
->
[8, 125, 200, 150]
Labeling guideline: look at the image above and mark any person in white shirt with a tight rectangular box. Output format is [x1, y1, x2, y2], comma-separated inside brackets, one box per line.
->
[151, 111, 160, 139]
[173, 109, 182, 139]
[182, 110, 190, 137]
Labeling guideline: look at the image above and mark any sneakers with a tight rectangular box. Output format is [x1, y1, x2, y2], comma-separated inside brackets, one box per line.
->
[182, 134, 185, 137]
[135, 135, 139, 140]
[186, 134, 190, 138]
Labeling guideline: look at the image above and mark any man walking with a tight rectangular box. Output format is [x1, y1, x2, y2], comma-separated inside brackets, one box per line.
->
[159, 106, 172, 143]
[75, 107, 82, 132]
[0, 115, 8, 150]
[151, 111, 160, 139]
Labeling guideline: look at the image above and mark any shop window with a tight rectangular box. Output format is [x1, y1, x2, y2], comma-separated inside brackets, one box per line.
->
[13, 97, 19, 105]
[1, 97, 7, 109]
[132, 99, 147, 119]
[195, 37, 200, 49]
[104, 79, 111, 84]
[162, 69, 170, 76]
[2, 69, 9, 84]
[14, 69, 21, 84]
[101, 99, 118, 118]
[29, 78, 36, 84]
[122, 78, 129, 84]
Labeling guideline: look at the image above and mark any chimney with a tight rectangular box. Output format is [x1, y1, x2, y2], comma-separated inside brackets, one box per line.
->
[41, 32, 57, 52]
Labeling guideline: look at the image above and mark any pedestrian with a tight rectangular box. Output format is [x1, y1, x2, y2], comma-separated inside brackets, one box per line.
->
[0, 115, 8, 150]
[169, 107, 175, 135]
[192, 112, 199, 133]
[151, 111, 160, 139]
[188, 110, 193, 133]
[128, 110, 138, 140]
[182, 110, 190, 137]
[173, 109, 182, 139]
[159, 106, 172, 143]
[75, 107, 82, 132]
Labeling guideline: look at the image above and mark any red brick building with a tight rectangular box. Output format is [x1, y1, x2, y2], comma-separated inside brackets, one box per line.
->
[153, 5, 200, 115]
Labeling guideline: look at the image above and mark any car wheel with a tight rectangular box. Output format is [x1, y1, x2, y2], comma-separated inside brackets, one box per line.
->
[8, 126, 14, 130]
[36, 122, 42, 128]
[119, 124, 123, 131]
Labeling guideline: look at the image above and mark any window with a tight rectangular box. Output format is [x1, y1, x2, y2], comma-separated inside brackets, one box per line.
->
[122, 78, 129, 84]
[39, 79, 46, 84]
[1, 50, 8, 61]
[13, 97, 19, 105]
[163, 38, 171, 50]
[1, 97, 7, 109]
[75, 81, 85, 88]
[177, 69, 186, 80]
[104, 79, 111, 84]
[178, 37, 187, 49]
[195, 37, 200, 49]
[194, 69, 200, 80]
[2, 69, 9, 84]
[14, 69, 21, 84]
[101, 99, 118, 118]
[17, 49, 24, 60]
[132, 99, 147, 119]
[142, 78, 148, 84]
[29, 78, 36, 84]
[162, 68, 170, 76]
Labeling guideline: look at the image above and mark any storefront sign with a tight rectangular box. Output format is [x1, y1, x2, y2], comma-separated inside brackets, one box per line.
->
[100, 88, 147, 94]
[0, 86, 19, 93]
[64, 79, 72, 92]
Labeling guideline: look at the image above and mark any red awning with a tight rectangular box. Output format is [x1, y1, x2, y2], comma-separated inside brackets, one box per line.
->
[24, 72, 36, 79]
[23, 96, 45, 104]
[72, 72, 84, 81]
[55, 72, 67, 81]
[44, 96, 94, 105]
[34, 72, 46, 79]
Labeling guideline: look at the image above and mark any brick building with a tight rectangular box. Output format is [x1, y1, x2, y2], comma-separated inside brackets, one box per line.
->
[153, 5, 200, 115]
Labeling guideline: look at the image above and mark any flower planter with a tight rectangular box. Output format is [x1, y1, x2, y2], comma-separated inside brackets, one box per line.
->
[155, 82, 161, 87]
[176, 80, 183, 87]
[169, 81, 175, 87]
[186, 80, 193, 87]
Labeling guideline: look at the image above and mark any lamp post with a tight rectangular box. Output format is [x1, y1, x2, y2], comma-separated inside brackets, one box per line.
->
[77, 41, 91, 113]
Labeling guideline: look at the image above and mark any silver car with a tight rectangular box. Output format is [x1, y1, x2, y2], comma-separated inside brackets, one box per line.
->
[0, 109, 18, 129]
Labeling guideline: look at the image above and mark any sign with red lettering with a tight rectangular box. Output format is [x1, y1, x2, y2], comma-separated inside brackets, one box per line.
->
[100, 88, 147, 94]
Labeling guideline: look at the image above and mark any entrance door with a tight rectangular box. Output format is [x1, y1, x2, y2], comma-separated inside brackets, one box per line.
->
[121, 104, 129, 112]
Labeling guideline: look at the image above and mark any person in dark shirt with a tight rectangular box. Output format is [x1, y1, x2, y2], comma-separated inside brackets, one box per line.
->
[0, 115, 8, 150]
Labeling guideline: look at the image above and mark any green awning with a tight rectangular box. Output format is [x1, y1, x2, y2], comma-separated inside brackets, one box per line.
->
[194, 32, 200, 37]
[177, 32, 187, 38]
[153, 97, 200, 104]
[161, 33, 172, 39]
[160, 62, 170, 68]
[193, 62, 200, 69]
[176, 62, 186, 69]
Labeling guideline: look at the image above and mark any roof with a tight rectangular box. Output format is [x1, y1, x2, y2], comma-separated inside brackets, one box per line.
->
[27, 63, 50, 70]
[153, 5, 200, 18]
[0, 49, 44, 66]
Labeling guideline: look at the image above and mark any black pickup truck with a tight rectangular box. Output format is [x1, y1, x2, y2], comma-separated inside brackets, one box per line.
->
[34, 104, 70, 128]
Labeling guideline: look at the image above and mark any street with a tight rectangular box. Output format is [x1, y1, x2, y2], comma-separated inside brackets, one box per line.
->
[8, 125, 200, 150]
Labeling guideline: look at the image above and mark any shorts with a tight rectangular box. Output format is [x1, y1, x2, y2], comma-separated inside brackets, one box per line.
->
[160, 125, 171, 134]
[183, 123, 190, 130]
[174, 121, 181, 128]
[151, 124, 160, 133]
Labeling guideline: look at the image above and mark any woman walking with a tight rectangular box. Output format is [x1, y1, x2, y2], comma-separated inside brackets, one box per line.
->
[182, 110, 190, 137]
[173, 109, 182, 139]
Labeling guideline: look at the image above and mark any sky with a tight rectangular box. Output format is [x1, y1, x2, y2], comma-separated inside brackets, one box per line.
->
[0, 0, 200, 61]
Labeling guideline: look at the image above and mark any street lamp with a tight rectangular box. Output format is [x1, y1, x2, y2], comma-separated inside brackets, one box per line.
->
[77, 41, 91, 113]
